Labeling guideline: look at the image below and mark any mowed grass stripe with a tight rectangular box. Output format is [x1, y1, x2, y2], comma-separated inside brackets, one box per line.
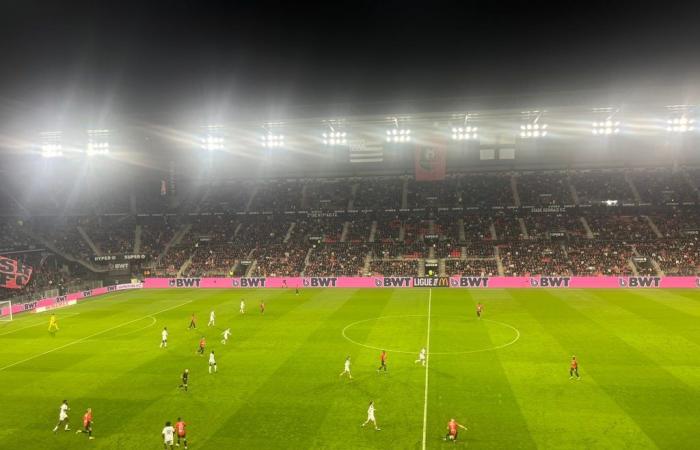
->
[1, 289, 282, 447]
[204, 288, 360, 448]
[88, 288, 322, 449]
[0, 289, 232, 449]
[122, 288, 348, 450]
[499, 290, 658, 449]
[512, 289, 700, 450]
[307, 289, 425, 449]
[426, 289, 537, 449]
[3, 288, 700, 449]
[549, 289, 700, 396]
[551, 289, 700, 368]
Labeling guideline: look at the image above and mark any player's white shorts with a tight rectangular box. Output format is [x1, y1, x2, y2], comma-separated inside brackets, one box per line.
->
[209, 361, 216, 366]
[164, 438, 174, 445]
[367, 413, 375, 422]
[59, 413, 68, 421]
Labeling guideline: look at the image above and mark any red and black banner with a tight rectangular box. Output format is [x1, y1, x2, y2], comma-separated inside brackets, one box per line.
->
[414, 144, 447, 181]
[0, 256, 33, 289]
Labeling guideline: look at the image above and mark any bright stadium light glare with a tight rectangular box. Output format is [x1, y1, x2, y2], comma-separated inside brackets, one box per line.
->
[322, 131, 347, 146]
[519, 122, 548, 139]
[386, 128, 411, 143]
[200, 125, 225, 151]
[451, 126, 478, 140]
[261, 133, 285, 148]
[86, 129, 110, 156]
[592, 120, 620, 136]
[666, 116, 695, 133]
[40, 131, 63, 158]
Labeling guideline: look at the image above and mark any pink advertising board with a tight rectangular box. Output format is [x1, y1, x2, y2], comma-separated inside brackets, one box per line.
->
[1, 283, 143, 317]
[143, 276, 700, 289]
[4, 276, 696, 317]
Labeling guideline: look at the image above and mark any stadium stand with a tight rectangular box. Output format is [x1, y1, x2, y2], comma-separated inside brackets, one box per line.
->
[3, 168, 700, 299]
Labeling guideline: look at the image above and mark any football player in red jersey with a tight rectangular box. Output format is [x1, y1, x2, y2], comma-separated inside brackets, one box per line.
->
[444, 418, 467, 442]
[376, 350, 387, 372]
[569, 355, 580, 380]
[76, 408, 94, 439]
[175, 417, 188, 449]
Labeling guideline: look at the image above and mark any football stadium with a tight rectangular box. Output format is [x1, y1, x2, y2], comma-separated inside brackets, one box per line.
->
[2, 2, 700, 449]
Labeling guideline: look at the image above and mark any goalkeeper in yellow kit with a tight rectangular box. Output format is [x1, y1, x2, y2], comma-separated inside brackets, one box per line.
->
[48, 314, 59, 334]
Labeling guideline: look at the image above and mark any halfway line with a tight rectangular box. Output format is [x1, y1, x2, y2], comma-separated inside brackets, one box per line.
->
[0, 300, 192, 372]
[421, 288, 432, 450]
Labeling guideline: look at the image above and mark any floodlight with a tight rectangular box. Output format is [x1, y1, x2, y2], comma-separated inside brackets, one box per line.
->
[591, 120, 620, 136]
[261, 133, 285, 148]
[322, 131, 348, 146]
[40, 131, 63, 158]
[86, 129, 110, 155]
[666, 116, 695, 133]
[386, 128, 412, 143]
[451, 126, 478, 140]
[519, 122, 548, 139]
[200, 125, 225, 151]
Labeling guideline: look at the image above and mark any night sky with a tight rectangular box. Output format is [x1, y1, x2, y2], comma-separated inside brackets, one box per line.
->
[1, 0, 699, 123]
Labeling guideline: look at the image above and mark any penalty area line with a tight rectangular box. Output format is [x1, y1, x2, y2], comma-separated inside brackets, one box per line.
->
[0, 300, 192, 372]
[0, 313, 81, 337]
[421, 288, 432, 450]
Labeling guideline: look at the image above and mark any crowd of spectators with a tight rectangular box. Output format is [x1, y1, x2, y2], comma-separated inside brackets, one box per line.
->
[369, 242, 426, 259]
[0, 252, 87, 302]
[570, 170, 635, 205]
[252, 180, 303, 211]
[373, 216, 402, 242]
[303, 180, 352, 210]
[444, 259, 498, 276]
[631, 169, 698, 205]
[140, 217, 178, 259]
[0, 221, 35, 252]
[250, 244, 307, 277]
[83, 216, 135, 255]
[493, 216, 522, 240]
[523, 214, 585, 239]
[565, 241, 634, 275]
[5, 171, 700, 284]
[304, 243, 369, 276]
[353, 177, 403, 210]
[461, 174, 514, 207]
[650, 210, 700, 238]
[185, 243, 239, 277]
[29, 219, 94, 261]
[293, 217, 345, 243]
[517, 172, 573, 206]
[500, 242, 570, 276]
[585, 214, 657, 241]
[636, 240, 699, 276]
[462, 214, 493, 240]
[406, 177, 462, 208]
[198, 182, 254, 213]
[368, 260, 419, 277]
[344, 216, 374, 242]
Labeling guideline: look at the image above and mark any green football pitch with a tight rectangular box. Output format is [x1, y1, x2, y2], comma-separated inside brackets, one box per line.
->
[1, 288, 699, 449]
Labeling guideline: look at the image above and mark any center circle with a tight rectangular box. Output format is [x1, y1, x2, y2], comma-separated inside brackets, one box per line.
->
[341, 315, 520, 355]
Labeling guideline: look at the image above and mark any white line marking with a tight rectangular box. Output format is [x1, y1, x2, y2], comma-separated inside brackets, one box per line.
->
[94, 316, 157, 340]
[0, 313, 81, 337]
[341, 315, 520, 355]
[421, 288, 432, 450]
[0, 301, 191, 372]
